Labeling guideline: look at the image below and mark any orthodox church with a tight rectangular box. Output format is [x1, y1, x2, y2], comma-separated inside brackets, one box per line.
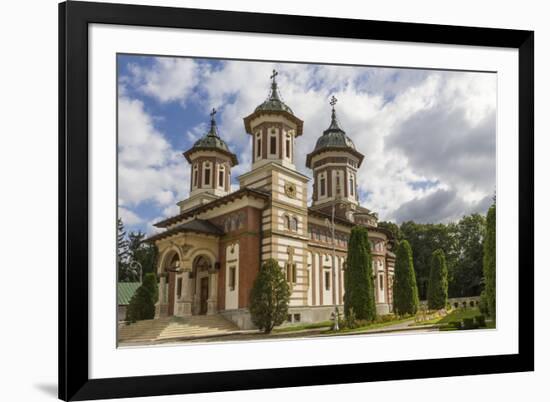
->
[146, 71, 396, 329]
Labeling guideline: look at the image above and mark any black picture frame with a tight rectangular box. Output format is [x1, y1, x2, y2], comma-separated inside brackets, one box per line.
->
[59, 1, 534, 400]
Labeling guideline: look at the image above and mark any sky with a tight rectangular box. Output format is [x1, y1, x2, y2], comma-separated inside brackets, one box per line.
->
[117, 54, 496, 235]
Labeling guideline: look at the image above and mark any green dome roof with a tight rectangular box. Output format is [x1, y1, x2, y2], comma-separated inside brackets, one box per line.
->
[305, 98, 364, 169]
[312, 108, 356, 151]
[184, 109, 238, 165]
[192, 118, 231, 152]
[254, 70, 294, 115]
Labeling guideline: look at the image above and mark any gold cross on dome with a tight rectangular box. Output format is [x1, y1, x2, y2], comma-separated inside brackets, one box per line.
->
[270, 69, 278, 82]
[330, 95, 338, 108]
[210, 108, 217, 118]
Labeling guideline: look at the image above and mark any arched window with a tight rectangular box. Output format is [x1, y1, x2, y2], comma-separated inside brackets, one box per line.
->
[349, 173, 355, 197]
[284, 215, 291, 230]
[193, 165, 198, 188]
[255, 132, 262, 159]
[269, 129, 277, 156]
[285, 133, 291, 159]
[319, 173, 326, 197]
[203, 162, 212, 186]
[291, 217, 298, 231]
[218, 165, 225, 188]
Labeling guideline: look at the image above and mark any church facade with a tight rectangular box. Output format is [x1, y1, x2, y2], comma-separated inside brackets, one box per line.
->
[146, 72, 396, 329]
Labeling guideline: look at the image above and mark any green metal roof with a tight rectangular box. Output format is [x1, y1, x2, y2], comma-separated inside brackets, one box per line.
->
[305, 105, 364, 168]
[254, 72, 294, 115]
[314, 108, 356, 151]
[117, 282, 141, 305]
[183, 110, 238, 165]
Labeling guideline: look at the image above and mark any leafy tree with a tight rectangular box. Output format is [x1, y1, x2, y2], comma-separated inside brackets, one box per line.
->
[449, 214, 485, 297]
[483, 203, 496, 319]
[125, 272, 158, 323]
[400, 222, 456, 300]
[117, 218, 129, 280]
[393, 240, 419, 315]
[128, 231, 158, 279]
[344, 226, 376, 322]
[249, 259, 291, 333]
[427, 249, 448, 310]
[378, 221, 400, 241]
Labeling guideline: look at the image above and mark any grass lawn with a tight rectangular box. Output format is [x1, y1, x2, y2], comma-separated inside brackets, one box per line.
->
[436, 307, 495, 331]
[438, 307, 481, 324]
[273, 321, 333, 333]
[323, 316, 414, 335]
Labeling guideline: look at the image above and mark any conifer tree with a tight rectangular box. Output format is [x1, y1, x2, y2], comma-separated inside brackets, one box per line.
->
[344, 226, 376, 322]
[249, 259, 291, 333]
[393, 240, 420, 315]
[483, 203, 496, 319]
[117, 218, 130, 281]
[427, 249, 448, 310]
[125, 272, 158, 323]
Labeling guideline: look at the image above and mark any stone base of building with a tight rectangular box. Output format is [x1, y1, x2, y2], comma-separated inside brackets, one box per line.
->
[376, 303, 391, 315]
[220, 308, 257, 329]
[222, 303, 394, 329]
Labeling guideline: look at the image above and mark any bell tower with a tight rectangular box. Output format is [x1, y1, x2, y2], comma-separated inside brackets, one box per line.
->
[306, 96, 364, 217]
[239, 70, 310, 309]
[179, 108, 238, 212]
[243, 70, 304, 172]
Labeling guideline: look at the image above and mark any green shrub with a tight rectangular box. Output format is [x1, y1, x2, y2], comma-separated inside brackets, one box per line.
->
[125, 273, 158, 323]
[448, 320, 461, 329]
[249, 259, 291, 334]
[475, 315, 486, 327]
[478, 291, 489, 316]
[375, 314, 397, 323]
[339, 307, 359, 329]
[462, 317, 477, 330]
[483, 204, 496, 319]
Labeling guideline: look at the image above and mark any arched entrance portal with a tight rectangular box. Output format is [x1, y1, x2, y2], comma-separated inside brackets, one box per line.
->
[192, 255, 216, 315]
[166, 253, 180, 316]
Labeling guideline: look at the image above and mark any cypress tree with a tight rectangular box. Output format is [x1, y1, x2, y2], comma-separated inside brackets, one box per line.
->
[344, 226, 376, 322]
[125, 272, 158, 323]
[427, 249, 448, 310]
[483, 203, 496, 319]
[393, 240, 419, 315]
[249, 259, 291, 333]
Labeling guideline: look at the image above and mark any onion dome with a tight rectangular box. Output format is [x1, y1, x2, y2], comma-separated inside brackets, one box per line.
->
[305, 96, 364, 168]
[243, 70, 303, 136]
[254, 70, 294, 114]
[183, 108, 238, 166]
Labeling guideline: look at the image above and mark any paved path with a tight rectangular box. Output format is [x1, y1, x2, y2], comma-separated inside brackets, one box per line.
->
[119, 315, 442, 346]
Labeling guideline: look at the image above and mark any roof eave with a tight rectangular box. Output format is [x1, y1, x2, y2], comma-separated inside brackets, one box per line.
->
[182, 147, 239, 166]
[305, 146, 365, 169]
[243, 110, 304, 136]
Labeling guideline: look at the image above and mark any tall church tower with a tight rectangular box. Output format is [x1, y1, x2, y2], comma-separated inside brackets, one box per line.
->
[240, 70, 310, 309]
[179, 109, 238, 212]
[306, 97, 364, 219]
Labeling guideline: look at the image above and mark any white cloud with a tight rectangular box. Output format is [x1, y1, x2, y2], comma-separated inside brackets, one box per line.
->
[127, 57, 201, 104]
[118, 206, 143, 226]
[118, 96, 189, 209]
[120, 57, 496, 225]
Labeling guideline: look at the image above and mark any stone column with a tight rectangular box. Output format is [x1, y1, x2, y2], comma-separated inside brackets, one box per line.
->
[156, 275, 166, 318]
[207, 272, 218, 315]
[179, 270, 193, 317]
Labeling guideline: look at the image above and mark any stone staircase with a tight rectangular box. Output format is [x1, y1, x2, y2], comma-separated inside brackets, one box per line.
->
[118, 315, 240, 344]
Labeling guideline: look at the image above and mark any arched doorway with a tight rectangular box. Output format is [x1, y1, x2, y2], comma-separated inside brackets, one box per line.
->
[192, 255, 213, 315]
[166, 253, 180, 316]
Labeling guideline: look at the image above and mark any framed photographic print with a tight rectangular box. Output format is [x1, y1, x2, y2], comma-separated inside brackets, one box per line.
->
[59, 1, 534, 400]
